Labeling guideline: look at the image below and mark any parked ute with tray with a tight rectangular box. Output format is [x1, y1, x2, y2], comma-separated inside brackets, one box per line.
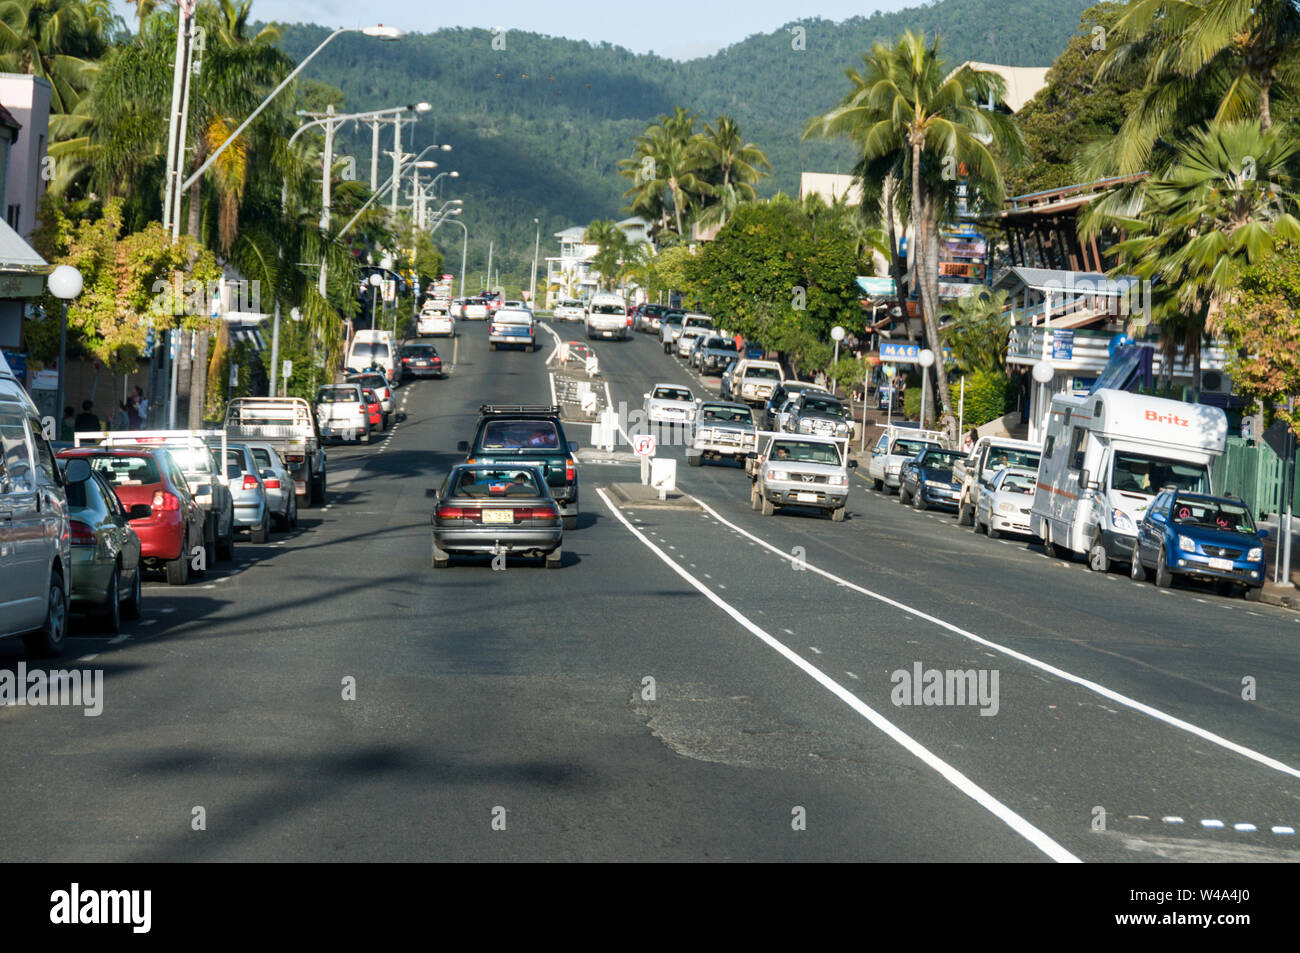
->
[223, 397, 327, 507]
[457, 405, 580, 529]
[866, 425, 945, 492]
[954, 436, 1042, 526]
[315, 383, 370, 444]
[687, 401, 757, 467]
[750, 433, 856, 521]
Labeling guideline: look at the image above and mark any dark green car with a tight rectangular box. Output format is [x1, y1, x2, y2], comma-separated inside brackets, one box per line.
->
[58, 457, 143, 632]
[457, 405, 580, 529]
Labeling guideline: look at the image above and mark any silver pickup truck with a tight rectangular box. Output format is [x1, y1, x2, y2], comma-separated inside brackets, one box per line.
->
[687, 400, 757, 467]
[224, 397, 327, 507]
[954, 435, 1042, 525]
[866, 425, 945, 493]
[736, 359, 785, 407]
[750, 432, 855, 521]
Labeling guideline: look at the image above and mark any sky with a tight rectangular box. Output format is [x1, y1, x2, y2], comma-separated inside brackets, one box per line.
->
[112, 0, 920, 60]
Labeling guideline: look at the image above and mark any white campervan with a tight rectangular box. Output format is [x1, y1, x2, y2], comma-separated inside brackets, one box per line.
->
[1031, 389, 1227, 572]
[346, 330, 396, 380]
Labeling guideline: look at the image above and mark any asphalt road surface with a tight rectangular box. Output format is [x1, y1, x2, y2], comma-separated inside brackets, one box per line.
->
[3, 322, 1298, 862]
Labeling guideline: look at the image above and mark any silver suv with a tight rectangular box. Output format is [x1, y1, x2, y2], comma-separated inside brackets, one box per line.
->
[0, 352, 73, 656]
[750, 433, 855, 522]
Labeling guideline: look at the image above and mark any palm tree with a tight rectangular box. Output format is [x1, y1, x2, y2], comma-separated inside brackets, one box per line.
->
[693, 114, 770, 229]
[806, 30, 1025, 431]
[1096, 0, 1300, 176]
[0, 0, 116, 114]
[939, 289, 1011, 372]
[583, 220, 628, 291]
[1106, 118, 1300, 388]
[618, 110, 709, 239]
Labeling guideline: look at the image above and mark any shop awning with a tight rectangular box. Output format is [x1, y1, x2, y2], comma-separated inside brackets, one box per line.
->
[856, 276, 896, 297]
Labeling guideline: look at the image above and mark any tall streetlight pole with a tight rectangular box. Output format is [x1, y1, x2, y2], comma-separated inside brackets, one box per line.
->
[530, 217, 540, 307]
[49, 265, 83, 434]
[444, 218, 469, 298]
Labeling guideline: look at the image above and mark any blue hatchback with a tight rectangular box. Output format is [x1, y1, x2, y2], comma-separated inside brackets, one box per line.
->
[1131, 490, 1268, 599]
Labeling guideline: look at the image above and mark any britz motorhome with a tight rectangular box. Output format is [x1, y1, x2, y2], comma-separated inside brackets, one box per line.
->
[1031, 388, 1227, 572]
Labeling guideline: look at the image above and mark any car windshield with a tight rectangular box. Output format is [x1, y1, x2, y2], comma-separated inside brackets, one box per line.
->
[88, 454, 160, 486]
[644, 305, 669, 316]
[348, 375, 387, 390]
[803, 397, 845, 416]
[921, 450, 963, 469]
[318, 387, 359, 403]
[1171, 498, 1256, 533]
[705, 338, 736, 351]
[454, 467, 545, 498]
[770, 440, 841, 466]
[591, 303, 624, 315]
[1112, 453, 1210, 495]
[496, 311, 533, 324]
[654, 387, 693, 402]
[559, 300, 582, 308]
[701, 406, 752, 424]
[684, 317, 711, 330]
[480, 420, 561, 450]
[982, 448, 1041, 476]
[894, 439, 938, 457]
[1000, 473, 1037, 494]
[746, 366, 780, 380]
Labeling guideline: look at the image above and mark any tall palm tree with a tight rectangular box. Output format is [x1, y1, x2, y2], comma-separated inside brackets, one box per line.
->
[694, 115, 770, 230]
[0, 0, 116, 114]
[939, 289, 1011, 372]
[1106, 118, 1300, 388]
[583, 219, 628, 291]
[618, 110, 708, 239]
[1096, 0, 1300, 176]
[806, 30, 1025, 430]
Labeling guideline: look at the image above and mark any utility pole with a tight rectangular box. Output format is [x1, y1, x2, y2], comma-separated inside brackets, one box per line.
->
[486, 240, 494, 294]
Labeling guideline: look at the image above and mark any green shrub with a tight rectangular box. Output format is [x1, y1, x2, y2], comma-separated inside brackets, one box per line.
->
[957, 367, 1014, 429]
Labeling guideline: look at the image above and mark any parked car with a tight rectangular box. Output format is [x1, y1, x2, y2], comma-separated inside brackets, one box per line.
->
[400, 342, 444, 380]
[731, 358, 785, 407]
[719, 359, 740, 401]
[489, 307, 539, 351]
[866, 426, 945, 493]
[244, 442, 297, 531]
[449, 298, 468, 319]
[345, 329, 397, 381]
[217, 442, 272, 544]
[316, 383, 370, 444]
[223, 398, 328, 508]
[898, 448, 966, 511]
[59, 447, 205, 587]
[955, 436, 1042, 526]
[974, 466, 1038, 539]
[750, 434, 855, 521]
[762, 381, 829, 431]
[634, 303, 673, 333]
[346, 373, 394, 428]
[1131, 490, 1268, 599]
[457, 405, 580, 529]
[431, 464, 564, 569]
[643, 384, 696, 426]
[553, 298, 586, 322]
[687, 401, 756, 467]
[675, 325, 709, 360]
[59, 459, 142, 631]
[784, 392, 852, 439]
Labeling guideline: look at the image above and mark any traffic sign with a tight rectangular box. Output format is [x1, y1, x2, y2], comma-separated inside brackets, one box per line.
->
[633, 434, 657, 457]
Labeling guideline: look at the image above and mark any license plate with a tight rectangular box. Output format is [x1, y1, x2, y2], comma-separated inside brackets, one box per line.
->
[482, 510, 513, 524]
[1208, 557, 1234, 571]
[796, 492, 818, 503]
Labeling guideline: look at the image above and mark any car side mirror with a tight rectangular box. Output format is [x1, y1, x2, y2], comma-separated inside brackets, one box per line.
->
[643, 393, 650, 400]
[1079, 469, 1091, 489]
[63, 458, 91, 483]
[457, 441, 469, 453]
[1259, 528, 1269, 540]
[128, 503, 152, 521]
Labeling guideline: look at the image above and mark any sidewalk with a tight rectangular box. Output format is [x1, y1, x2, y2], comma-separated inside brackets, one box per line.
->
[1258, 514, 1300, 609]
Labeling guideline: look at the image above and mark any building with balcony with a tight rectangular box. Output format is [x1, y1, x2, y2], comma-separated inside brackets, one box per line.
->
[543, 218, 652, 308]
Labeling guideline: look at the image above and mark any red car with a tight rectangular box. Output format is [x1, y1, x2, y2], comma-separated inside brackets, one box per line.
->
[57, 448, 206, 585]
[361, 388, 383, 430]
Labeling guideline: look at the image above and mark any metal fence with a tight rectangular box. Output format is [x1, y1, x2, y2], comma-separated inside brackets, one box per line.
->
[1212, 436, 1298, 518]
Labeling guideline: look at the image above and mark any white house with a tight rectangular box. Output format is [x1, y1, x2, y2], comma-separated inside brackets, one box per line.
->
[544, 218, 653, 307]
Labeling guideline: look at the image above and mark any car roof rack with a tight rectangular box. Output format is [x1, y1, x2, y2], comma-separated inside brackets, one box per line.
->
[478, 404, 562, 416]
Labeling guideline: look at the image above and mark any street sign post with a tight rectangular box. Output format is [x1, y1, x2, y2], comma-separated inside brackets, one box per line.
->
[634, 433, 656, 485]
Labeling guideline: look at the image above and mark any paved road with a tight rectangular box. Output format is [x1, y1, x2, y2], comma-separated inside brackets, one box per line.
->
[2, 323, 1297, 862]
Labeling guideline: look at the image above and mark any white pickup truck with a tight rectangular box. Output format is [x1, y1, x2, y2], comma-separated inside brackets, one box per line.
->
[866, 425, 946, 493]
[954, 436, 1042, 526]
[586, 292, 629, 341]
[735, 359, 785, 407]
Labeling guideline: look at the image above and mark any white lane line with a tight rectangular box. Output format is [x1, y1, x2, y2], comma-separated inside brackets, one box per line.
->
[138, 620, 156, 627]
[692, 495, 1300, 782]
[845, 671, 859, 680]
[158, 607, 176, 613]
[107, 632, 130, 645]
[596, 487, 1081, 864]
[78, 654, 99, 662]
[809, 646, 822, 654]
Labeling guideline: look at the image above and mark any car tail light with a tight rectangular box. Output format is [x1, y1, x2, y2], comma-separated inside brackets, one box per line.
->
[566, 457, 576, 481]
[402, 356, 411, 363]
[70, 520, 96, 546]
[285, 454, 304, 464]
[264, 478, 281, 490]
[242, 474, 259, 490]
[151, 490, 180, 512]
[359, 407, 368, 417]
[626, 317, 633, 327]
[436, 505, 480, 522]
[519, 505, 560, 522]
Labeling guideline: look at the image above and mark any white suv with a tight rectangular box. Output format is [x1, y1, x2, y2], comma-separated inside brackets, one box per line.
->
[0, 351, 73, 656]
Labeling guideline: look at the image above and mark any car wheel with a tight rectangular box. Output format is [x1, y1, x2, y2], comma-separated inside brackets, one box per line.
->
[545, 546, 563, 569]
[1155, 549, 1173, 588]
[1130, 543, 1150, 581]
[1087, 534, 1110, 573]
[898, 484, 911, 504]
[987, 522, 1000, 540]
[312, 472, 326, 505]
[202, 520, 216, 572]
[958, 502, 974, 526]
[973, 509, 985, 533]
[1243, 584, 1262, 601]
[873, 478, 884, 492]
[913, 489, 927, 511]
[491, 341, 498, 350]
[122, 567, 142, 620]
[432, 540, 450, 569]
[761, 495, 775, 517]
[23, 570, 67, 658]
[383, 412, 391, 431]
[298, 465, 313, 509]
[750, 482, 761, 510]
[831, 505, 846, 522]
[100, 566, 122, 634]
[687, 453, 701, 467]
[361, 427, 371, 445]
[167, 534, 191, 585]
[288, 494, 298, 529]
[562, 513, 578, 531]
[251, 509, 269, 544]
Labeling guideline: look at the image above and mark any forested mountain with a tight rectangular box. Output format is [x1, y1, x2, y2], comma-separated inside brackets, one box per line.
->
[272, 0, 1090, 290]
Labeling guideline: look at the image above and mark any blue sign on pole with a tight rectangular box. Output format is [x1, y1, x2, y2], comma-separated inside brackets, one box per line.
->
[1052, 330, 1074, 361]
[881, 342, 920, 363]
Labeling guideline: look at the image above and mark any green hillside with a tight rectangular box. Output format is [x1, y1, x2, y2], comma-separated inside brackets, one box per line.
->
[272, 0, 1090, 291]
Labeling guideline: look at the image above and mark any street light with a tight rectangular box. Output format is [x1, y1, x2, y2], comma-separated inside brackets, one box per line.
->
[1030, 361, 1055, 442]
[530, 218, 541, 307]
[48, 265, 83, 435]
[919, 348, 935, 429]
[830, 325, 845, 396]
[444, 218, 469, 298]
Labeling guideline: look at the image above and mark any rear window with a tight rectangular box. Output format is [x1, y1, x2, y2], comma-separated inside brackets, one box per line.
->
[350, 342, 390, 362]
[165, 446, 215, 477]
[251, 448, 274, 469]
[495, 311, 533, 325]
[453, 468, 545, 498]
[590, 303, 624, 315]
[894, 439, 938, 457]
[226, 449, 249, 474]
[318, 387, 360, 403]
[403, 345, 438, 358]
[684, 316, 712, 330]
[88, 454, 161, 486]
[480, 420, 561, 450]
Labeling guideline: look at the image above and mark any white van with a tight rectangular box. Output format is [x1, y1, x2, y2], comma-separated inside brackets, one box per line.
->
[0, 350, 73, 656]
[346, 330, 396, 380]
[1031, 388, 1227, 571]
[585, 292, 629, 341]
